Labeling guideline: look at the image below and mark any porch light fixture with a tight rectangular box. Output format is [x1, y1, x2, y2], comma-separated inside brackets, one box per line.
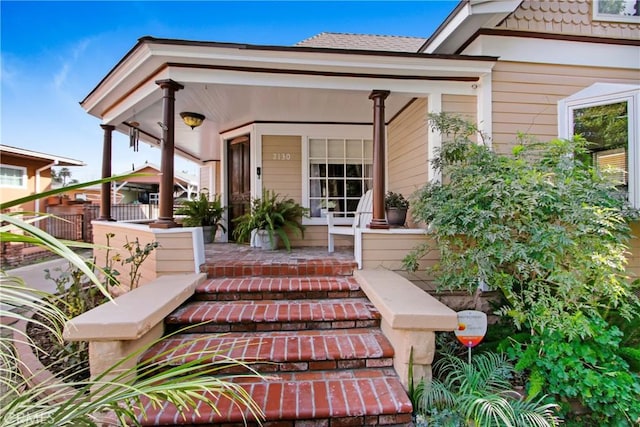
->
[180, 112, 205, 129]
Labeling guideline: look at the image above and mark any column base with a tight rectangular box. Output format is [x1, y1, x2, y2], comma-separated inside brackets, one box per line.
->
[368, 219, 389, 229]
[149, 219, 179, 229]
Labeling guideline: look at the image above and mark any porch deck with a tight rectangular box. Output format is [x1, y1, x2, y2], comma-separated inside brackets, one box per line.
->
[202, 243, 357, 276]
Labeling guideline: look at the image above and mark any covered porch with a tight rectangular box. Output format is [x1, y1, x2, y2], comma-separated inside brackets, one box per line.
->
[81, 36, 495, 253]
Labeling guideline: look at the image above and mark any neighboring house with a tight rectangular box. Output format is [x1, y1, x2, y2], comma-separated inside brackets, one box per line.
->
[0, 145, 85, 212]
[67, 163, 199, 205]
[79, 0, 639, 270]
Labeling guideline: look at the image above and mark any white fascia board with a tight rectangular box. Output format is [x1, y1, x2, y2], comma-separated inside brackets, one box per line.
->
[146, 43, 494, 78]
[463, 35, 640, 70]
[169, 67, 480, 97]
[100, 74, 167, 126]
[82, 44, 158, 117]
[424, 0, 521, 54]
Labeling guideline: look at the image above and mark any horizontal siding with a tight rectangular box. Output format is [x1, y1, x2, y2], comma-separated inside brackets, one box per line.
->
[492, 61, 640, 153]
[361, 233, 438, 284]
[288, 225, 353, 248]
[262, 135, 302, 202]
[442, 94, 476, 119]
[387, 98, 429, 203]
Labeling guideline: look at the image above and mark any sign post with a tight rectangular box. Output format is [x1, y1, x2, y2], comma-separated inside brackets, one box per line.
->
[454, 310, 488, 364]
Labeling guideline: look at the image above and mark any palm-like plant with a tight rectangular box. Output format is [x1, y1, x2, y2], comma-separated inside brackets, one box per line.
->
[0, 177, 263, 426]
[175, 192, 226, 242]
[414, 351, 560, 427]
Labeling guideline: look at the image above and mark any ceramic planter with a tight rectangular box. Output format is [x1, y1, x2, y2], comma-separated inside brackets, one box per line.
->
[386, 207, 407, 226]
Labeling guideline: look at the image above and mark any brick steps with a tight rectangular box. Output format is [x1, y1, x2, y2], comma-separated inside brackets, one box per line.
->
[144, 255, 412, 426]
[137, 369, 413, 426]
[141, 329, 394, 373]
[195, 276, 365, 301]
[166, 298, 381, 333]
[202, 259, 357, 278]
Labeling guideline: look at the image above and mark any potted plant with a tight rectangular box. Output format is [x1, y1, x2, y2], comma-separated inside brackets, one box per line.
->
[385, 191, 409, 226]
[175, 192, 226, 244]
[232, 189, 309, 251]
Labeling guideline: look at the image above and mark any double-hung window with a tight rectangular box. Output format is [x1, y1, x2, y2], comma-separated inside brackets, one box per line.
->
[558, 83, 640, 208]
[307, 138, 373, 222]
[0, 164, 27, 188]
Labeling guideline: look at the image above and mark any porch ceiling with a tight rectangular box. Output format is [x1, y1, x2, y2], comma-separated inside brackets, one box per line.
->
[83, 38, 496, 165]
[119, 83, 415, 163]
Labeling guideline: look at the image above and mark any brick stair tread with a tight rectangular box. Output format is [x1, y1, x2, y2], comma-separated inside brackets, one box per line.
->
[196, 276, 361, 295]
[141, 328, 394, 368]
[166, 298, 380, 325]
[137, 369, 413, 426]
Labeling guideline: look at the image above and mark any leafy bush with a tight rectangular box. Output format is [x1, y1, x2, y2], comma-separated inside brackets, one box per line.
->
[405, 113, 640, 423]
[507, 318, 640, 426]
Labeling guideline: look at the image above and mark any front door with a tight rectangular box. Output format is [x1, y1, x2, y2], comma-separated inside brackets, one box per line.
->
[227, 136, 251, 240]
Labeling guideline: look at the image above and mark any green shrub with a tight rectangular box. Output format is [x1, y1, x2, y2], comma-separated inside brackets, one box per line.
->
[405, 113, 640, 422]
[509, 318, 640, 426]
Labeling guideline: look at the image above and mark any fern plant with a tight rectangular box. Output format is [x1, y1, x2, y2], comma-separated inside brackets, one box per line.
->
[232, 189, 309, 251]
[414, 351, 560, 427]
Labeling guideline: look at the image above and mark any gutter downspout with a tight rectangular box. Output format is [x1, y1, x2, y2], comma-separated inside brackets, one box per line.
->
[35, 161, 58, 212]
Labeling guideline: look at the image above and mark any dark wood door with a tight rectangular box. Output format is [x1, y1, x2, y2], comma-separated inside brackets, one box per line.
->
[227, 136, 251, 240]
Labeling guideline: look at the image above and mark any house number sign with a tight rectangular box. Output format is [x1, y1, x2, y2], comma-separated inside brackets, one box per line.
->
[272, 153, 292, 161]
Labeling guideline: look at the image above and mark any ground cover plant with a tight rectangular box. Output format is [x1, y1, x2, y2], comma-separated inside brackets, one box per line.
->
[404, 113, 640, 425]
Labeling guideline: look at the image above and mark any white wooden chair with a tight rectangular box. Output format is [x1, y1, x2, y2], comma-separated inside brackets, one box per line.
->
[326, 190, 373, 269]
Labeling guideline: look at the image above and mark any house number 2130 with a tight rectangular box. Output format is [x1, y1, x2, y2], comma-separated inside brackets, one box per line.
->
[273, 153, 291, 161]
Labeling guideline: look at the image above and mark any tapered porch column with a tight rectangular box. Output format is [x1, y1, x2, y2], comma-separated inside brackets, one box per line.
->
[368, 90, 390, 229]
[150, 79, 184, 229]
[98, 124, 115, 221]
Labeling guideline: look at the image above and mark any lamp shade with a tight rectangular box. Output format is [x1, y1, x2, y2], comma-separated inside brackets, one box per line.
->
[180, 112, 205, 129]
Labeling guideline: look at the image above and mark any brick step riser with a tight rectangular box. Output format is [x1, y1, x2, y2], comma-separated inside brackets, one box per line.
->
[145, 357, 395, 378]
[203, 263, 357, 278]
[166, 319, 380, 334]
[173, 413, 413, 427]
[194, 289, 366, 301]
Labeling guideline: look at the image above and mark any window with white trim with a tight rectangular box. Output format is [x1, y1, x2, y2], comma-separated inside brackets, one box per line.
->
[558, 83, 640, 208]
[307, 137, 373, 220]
[593, 0, 640, 24]
[0, 164, 27, 188]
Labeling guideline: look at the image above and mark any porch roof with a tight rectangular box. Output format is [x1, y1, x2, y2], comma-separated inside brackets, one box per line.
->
[80, 36, 497, 165]
[0, 144, 85, 167]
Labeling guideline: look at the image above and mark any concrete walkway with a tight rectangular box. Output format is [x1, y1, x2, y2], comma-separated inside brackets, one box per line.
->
[1, 257, 71, 314]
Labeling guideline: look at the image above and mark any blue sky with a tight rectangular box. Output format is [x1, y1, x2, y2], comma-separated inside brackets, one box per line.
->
[1, 1, 458, 182]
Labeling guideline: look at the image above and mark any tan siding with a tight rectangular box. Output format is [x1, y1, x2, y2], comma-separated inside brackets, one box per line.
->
[262, 135, 302, 202]
[491, 61, 640, 153]
[442, 94, 477, 119]
[387, 98, 429, 200]
[283, 225, 350, 248]
[361, 233, 438, 285]
[92, 223, 197, 289]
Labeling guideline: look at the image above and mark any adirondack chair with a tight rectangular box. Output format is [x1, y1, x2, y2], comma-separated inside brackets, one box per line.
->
[326, 189, 373, 269]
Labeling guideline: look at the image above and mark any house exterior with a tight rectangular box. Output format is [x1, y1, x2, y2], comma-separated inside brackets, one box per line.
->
[79, 0, 639, 281]
[0, 144, 85, 212]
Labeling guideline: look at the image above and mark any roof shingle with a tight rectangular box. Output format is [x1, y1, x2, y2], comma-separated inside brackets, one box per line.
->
[296, 32, 427, 52]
